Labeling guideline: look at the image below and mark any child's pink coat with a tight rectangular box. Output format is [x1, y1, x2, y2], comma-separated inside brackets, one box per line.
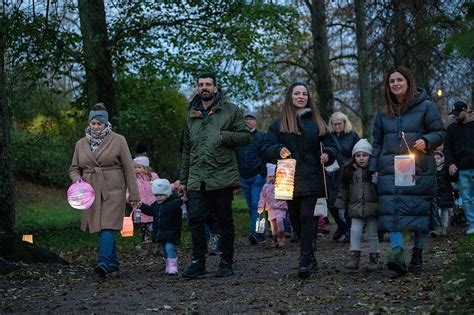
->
[136, 172, 159, 223]
[258, 182, 287, 220]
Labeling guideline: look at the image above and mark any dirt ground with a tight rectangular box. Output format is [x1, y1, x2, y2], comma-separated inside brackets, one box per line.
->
[0, 225, 462, 313]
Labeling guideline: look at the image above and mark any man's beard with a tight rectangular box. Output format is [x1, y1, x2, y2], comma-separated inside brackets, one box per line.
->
[200, 90, 214, 101]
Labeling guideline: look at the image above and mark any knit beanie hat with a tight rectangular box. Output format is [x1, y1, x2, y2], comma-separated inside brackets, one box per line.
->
[352, 139, 373, 156]
[133, 156, 150, 167]
[266, 163, 276, 176]
[151, 178, 172, 196]
[88, 110, 109, 124]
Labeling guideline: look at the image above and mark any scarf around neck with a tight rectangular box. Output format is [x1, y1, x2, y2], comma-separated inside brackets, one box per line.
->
[85, 122, 112, 154]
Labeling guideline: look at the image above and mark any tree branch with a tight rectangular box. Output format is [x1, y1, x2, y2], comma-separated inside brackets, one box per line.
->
[334, 97, 363, 121]
[329, 54, 358, 62]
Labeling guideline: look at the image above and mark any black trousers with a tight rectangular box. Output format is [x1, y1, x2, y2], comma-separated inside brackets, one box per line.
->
[287, 195, 318, 257]
[187, 184, 234, 263]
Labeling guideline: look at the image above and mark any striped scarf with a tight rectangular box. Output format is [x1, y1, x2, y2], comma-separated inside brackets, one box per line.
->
[85, 122, 112, 154]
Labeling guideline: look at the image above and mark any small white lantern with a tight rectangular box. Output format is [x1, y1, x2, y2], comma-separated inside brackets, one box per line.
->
[274, 158, 296, 200]
[394, 154, 416, 186]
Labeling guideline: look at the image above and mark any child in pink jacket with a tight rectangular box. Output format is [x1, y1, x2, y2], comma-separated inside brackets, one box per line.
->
[258, 163, 288, 248]
[133, 156, 159, 255]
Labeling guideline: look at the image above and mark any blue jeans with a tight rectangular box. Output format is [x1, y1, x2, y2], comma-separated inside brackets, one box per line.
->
[459, 169, 474, 227]
[98, 229, 118, 271]
[389, 232, 427, 250]
[159, 242, 177, 259]
[240, 175, 265, 235]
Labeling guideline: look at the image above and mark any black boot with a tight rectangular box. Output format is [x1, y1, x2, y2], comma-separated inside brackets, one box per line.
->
[298, 253, 312, 279]
[408, 248, 423, 272]
[387, 248, 407, 276]
[182, 258, 207, 279]
[329, 207, 346, 241]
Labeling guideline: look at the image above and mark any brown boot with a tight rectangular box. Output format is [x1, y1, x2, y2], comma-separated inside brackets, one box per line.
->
[367, 253, 382, 272]
[277, 231, 286, 248]
[344, 251, 361, 270]
[272, 235, 279, 248]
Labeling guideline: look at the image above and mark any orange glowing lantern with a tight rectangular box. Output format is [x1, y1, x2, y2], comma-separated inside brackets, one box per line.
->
[22, 234, 33, 243]
[274, 158, 296, 200]
[121, 212, 134, 237]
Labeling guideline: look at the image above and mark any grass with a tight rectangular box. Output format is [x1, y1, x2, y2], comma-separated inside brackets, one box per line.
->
[436, 234, 474, 313]
[15, 186, 251, 255]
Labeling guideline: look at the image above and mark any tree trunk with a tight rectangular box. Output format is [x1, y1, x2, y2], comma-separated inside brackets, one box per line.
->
[0, 1, 15, 238]
[309, 0, 334, 121]
[78, 0, 116, 118]
[412, 0, 431, 93]
[392, 0, 409, 67]
[354, 0, 374, 140]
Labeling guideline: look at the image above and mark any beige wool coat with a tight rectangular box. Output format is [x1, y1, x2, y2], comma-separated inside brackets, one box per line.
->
[69, 132, 140, 233]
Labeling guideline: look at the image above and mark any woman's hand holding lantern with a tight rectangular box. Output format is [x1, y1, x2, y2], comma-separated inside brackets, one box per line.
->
[280, 147, 291, 158]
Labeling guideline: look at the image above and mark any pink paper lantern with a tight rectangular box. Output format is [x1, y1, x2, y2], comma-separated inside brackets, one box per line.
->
[67, 180, 95, 210]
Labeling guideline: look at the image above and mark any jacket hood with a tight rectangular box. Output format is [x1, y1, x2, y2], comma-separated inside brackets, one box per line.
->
[409, 88, 430, 108]
[190, 91, 222, 111]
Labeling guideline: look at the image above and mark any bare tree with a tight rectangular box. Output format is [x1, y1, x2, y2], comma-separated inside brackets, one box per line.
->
[355, 0, 374, 139]
[78, 0, 116, 117]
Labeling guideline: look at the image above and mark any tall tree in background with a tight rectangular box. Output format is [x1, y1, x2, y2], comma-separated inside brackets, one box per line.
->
[78, 0, 116, 118]
[355, 0, 374, 139]
[0, 0, 15, 237]
[308, 0, 334, 120]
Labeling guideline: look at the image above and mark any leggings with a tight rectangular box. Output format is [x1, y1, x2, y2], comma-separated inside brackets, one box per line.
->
[159, 242, 177, 259]
[270, 218, 285, 236]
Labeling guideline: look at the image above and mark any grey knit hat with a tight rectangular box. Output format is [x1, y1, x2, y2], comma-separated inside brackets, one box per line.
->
[151, 178, 172, 196]
[352, 139, 373, 156]
[88, 110, 109, 124]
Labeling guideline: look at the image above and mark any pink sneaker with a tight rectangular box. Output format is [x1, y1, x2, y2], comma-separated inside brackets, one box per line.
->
[167, 258, 178, 275]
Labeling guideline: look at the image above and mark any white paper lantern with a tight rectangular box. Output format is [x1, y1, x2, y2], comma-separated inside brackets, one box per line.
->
[274, 158, 296, 200]
[394, 154, 416, 186]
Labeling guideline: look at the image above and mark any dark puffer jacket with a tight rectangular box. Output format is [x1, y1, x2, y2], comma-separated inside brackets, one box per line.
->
[327, 131, 360, 206]
[140, 194, 182, 244]
[235, 129, 267, 179]
[262, 109, 337, 197]
[335, 164, 379, 218]
[369, 88, 446, 233]
[436, 165, 454, 208]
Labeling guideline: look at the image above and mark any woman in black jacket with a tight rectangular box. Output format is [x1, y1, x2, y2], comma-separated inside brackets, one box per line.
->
[370, 66, 445, 276]
[327, 111, 360, 242]
[263, 82, 337, 279]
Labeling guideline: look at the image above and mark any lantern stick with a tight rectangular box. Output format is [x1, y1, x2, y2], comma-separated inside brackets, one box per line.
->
[401, 132, 413, 155]
[320, 142, 328, 199]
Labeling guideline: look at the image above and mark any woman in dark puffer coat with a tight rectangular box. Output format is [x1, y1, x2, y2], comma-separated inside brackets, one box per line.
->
[262, 82, 337, 279]
[370, 66, 445, 276]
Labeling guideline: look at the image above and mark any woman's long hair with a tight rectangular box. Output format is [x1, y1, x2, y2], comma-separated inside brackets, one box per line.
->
[384, 66, 417, 117]
[279, 82, 328, 136]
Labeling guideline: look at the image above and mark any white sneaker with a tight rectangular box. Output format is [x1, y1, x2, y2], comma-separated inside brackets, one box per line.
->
[466, 226, 474, 234]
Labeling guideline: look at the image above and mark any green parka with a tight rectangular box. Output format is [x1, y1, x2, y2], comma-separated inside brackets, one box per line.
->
[180, 93, 251, 191]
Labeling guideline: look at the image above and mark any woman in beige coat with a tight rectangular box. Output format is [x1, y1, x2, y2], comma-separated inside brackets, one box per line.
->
[69, 103, 140, 278]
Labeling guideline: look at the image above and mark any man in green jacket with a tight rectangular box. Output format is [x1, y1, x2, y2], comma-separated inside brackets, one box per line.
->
[180, 73, 251, 278]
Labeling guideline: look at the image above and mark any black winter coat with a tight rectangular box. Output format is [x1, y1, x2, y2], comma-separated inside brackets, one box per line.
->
[444, 120, 474, 170]
[235, 129, 267, 179]
[140, 194, 182, 244]
[436, 165, 454, 208]
[262, 109, 338, 197]
[327, 131, 360, 206]
[369, 88, 446, 233]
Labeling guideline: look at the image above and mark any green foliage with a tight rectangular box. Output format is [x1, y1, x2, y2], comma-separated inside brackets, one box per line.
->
[445, 3, 474, 57]
[114, 76, 188, 179]
[437, 235, 474, 313]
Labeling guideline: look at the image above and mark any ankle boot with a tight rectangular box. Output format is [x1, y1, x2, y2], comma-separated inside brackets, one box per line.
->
[278, 231, 286, 248]
[164, 258, 170, 274]
[344, 251, 361, 270]
[167, 258, 178, 275]
[366, 253, 382, 272]
[408, 248, 423, 272]
[298, 253, 312, 279]
[272, 235, 279, 247]
[387, 247, 407, 276]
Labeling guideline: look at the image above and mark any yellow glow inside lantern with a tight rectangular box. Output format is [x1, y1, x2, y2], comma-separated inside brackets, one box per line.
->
[274, 158, 296, 200]
[437, 88, 443, 97]
[22, 234, 33, 243]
